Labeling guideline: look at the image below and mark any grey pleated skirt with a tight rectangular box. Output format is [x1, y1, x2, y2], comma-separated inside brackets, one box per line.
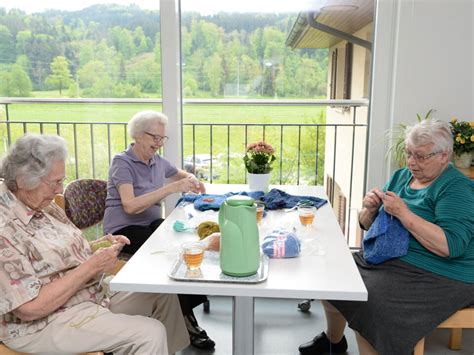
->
[329, 251, 474, 355]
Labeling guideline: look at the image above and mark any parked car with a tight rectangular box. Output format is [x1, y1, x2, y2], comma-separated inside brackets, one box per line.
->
[183, 154, 220, 180]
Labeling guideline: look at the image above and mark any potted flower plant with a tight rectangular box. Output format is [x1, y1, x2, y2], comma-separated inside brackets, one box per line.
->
[243, 141, 276, 191]
[450, 118, 474, 168]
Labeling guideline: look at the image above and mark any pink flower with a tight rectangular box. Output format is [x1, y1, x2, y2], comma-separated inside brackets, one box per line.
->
[243, 141, 276, 174]
[246, 141, 275, 155]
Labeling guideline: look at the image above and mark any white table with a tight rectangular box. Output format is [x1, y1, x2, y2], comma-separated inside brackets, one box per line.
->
[110, 185, 367, 355]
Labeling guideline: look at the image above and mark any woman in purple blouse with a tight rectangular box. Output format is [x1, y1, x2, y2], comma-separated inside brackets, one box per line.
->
[103, 110, 215, 350]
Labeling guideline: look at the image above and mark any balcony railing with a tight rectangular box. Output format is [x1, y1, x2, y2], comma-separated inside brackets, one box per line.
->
[0, 98, 369, 245]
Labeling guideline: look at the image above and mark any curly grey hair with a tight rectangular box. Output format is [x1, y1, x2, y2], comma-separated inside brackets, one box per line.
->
[0, 134, 68, 191]
[405, 118, 453, 155]
[128, 110, 168, 140]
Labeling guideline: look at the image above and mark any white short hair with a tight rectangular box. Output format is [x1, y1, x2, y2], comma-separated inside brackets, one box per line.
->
[128, 110, 168, 139]
[1, 134, 67, 191]
[405, 119, 453, 155]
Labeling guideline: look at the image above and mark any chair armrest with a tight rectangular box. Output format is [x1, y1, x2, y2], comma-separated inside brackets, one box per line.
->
[54, 194, 65, 211]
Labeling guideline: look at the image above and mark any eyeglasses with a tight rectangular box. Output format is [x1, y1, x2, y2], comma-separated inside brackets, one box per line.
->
[42, 177, 66, 189]
[144, 132, 169, 144]
[405, 150, 441, 162]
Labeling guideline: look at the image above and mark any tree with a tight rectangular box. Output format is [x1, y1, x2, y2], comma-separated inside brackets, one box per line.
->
[11, 64, 32, 96]
[0, 71, 13, 96]
[133, 26, 148, 54]
[127, 55, 161, 94]
[0, 64, 32, 96]
[295, 57, 323, 97]
[45, 56, 72, 95]
[78, 60, 107, 88]
[0, 25, 15, 63]
[25, 33, 60, 89]
[204, 54, 223, 96]
[108, 26, 135, 59]
[15, 30, 32, 56]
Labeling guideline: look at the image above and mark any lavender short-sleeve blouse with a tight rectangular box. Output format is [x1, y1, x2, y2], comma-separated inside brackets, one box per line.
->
[103, 144, 178, 234]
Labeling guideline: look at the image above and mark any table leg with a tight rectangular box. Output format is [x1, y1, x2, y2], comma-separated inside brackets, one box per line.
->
[232, 296, 255, 355]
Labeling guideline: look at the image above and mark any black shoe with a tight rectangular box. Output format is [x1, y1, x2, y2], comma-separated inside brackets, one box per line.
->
[190, 334, 216, 350]
[184, 314, 216, 350]
[298, 332, 348, 354]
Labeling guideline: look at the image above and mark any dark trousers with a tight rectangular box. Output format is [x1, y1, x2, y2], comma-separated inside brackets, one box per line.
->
[114, 219, 208, 316]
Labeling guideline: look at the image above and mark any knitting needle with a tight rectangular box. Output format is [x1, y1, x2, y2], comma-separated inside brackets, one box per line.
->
[98, 272, 106, 288]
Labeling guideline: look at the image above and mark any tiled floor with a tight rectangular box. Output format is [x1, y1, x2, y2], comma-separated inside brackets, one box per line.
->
[179, 296, 474, 355]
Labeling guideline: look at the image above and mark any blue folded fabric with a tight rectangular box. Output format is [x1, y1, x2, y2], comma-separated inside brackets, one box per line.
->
[261, 188, 327, 210]
[175, 188, 327, 212]
[176, 191, 265, 211]
[262, 229, 301, 258]
[362, 208, 409, 264]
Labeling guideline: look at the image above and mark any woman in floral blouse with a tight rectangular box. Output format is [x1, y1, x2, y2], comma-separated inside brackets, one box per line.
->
[0, 134, 189, 354]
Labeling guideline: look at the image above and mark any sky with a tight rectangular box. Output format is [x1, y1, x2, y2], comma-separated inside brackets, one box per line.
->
[0, 0, 314, 15]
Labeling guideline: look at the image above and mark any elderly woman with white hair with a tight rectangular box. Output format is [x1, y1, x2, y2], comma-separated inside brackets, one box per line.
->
[0, 134, 189, 354]
[103, 110, 215, 350]
[298, 119, 474, 355]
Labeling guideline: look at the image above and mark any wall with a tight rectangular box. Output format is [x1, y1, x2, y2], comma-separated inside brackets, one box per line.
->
[368, 0, 473, 189]
[324, 23, 372, 245]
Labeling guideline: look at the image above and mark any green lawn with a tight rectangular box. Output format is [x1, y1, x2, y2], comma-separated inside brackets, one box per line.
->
[1, 102, 324, 124]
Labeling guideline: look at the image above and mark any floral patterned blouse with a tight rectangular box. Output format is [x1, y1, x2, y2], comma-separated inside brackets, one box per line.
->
[0, 182, 109, 341]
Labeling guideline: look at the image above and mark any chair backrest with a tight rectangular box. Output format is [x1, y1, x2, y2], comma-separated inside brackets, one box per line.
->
[64, 179, 107, 230]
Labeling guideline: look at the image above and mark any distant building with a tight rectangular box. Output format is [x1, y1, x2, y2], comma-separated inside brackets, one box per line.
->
[286, 0, 374, 246]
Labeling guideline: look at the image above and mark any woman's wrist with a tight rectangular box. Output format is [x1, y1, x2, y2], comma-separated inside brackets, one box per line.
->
[358, 208, 377, 230]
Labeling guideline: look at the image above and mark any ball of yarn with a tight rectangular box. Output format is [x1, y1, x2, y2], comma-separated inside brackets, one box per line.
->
[197, 221, 220, 239]
[91, 240, 113, 253]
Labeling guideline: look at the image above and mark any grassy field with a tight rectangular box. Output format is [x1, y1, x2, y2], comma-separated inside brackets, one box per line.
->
[0, 102, 327, 185]
[0, 102, 324, 124]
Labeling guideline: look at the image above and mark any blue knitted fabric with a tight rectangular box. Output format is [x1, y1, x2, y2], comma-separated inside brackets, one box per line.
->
[176, 188, 327, 212]
[262, 229, 301, 258]
[176, 191, 265, 211]
[363, 208, 409, 264]
[261, 188, 327, 210]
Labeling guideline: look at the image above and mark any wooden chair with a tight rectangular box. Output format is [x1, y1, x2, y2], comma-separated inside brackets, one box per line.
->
[414, 306, 474, 355]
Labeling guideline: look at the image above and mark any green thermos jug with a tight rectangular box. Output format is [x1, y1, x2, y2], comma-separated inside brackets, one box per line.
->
[218, 195, 260, 276]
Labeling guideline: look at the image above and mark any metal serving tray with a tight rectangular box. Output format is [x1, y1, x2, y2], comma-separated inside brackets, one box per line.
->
[168, 251, 268, 284]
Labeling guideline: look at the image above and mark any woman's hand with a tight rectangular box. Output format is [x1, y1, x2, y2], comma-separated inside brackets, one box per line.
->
[103, 234, 130, 248]
[195, 179, 206, 194]
[91, 234, 130, 253]
[173, 175, 203, 194]
[362, 188, 383, 213]
[376, 190, 450, 257]
[377, 190, 410, 220]
[359, 187, 383, 230]
[88, 243, 122, 274]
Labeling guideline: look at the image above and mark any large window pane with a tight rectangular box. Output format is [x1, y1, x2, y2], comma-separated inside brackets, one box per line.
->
[0, 2, 162, 181]
[181, 0, 328, 185]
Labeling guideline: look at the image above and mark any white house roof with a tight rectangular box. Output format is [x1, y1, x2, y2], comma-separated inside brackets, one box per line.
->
[286, 0, 374, 49]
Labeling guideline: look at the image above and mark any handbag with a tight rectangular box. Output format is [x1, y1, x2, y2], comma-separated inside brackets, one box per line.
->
[362, 208, 409, 264]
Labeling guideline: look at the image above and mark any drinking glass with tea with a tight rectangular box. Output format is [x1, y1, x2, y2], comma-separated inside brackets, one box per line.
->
[255, 202, 265, 223]
[181, 241, 205, 270]
[298, 205, 316, 227]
